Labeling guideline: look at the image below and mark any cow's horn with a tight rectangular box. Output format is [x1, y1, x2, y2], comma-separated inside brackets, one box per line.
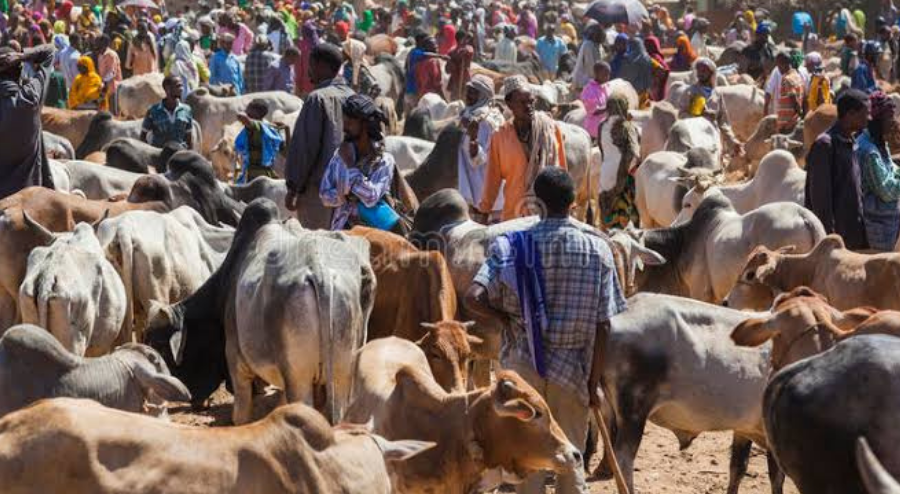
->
[22, 210, 55, 245]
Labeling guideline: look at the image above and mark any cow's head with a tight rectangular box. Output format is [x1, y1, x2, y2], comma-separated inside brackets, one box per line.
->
[476, 371, 582, 479]
[608, 228, 666, 296]
[724, 245, 796, 311]
[415, 320, 481, 393]
[113, 342, 192, 416]
[144, 299, 228, 408]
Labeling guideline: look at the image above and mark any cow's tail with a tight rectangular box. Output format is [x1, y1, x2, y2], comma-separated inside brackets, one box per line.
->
[315, 270, 337, 424]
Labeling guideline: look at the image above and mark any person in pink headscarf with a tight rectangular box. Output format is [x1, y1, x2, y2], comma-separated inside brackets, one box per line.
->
[294, 18, 319, 95]
[438, 22, 457, 55]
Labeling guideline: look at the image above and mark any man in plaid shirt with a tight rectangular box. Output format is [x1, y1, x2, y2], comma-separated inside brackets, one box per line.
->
[466, 167, 627, 494]
[243, 35, 279, 94]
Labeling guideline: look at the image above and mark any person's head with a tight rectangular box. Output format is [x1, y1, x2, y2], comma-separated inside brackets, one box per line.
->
[868, 90, 898, 143]
[69, 31, 82, 51]
[464, 74, 494, 107]
[863, 41, 883, 63]
[421, 35, 437, 52]
[95, 33, 110, 52]
[456, 29, 470, 45]
[252, 33, 270, 51]
[694, 57, 716, 85]
[282, 45, 300, 65]
[219, 32, 235, 52]
[543, 23, 555, 37]
[342, 93, 387, 143]
[504, 24, 516, 39]
[246, 98, 269, 120]
[533, 167, 575, 217]
[593, 60, 610, 84]
[837, 88, 871, 134]
[845, 32, 859, 49]
[503, 75, 535, 123]
[614, 33, 628, 53]
[0, 46, 22, 81]
[754, 22, 770, 44]
[76, 55, 93, 75]
[775, 51, 791, 73]
[805, 51, 823, 73]
[162, 74, 184, 100]
[308, 42, 343, 84]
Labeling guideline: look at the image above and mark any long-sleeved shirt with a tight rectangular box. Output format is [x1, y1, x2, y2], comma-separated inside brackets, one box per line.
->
[319, 146, 395, 230]
[0, 45, 55, 199]
[804, 124, 869, 250]
[858, 129, 900, 203]
[458, 112, 504, 210]
[285, 77, 355, 229]
[479, 120, 568, 220]
[209, 49, 244, 95]
[572, 40, 602, 89]
[264, 59, 295, 93]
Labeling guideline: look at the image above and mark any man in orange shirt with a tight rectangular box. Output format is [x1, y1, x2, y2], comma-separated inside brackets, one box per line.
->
[475, 75, 567, 222]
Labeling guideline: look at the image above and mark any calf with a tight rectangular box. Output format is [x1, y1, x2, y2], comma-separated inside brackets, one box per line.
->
[0, 324, 189, 417]
[725, 235, 900, 311]
[0, 398, 431, 493]
[103, 138, 184, 174]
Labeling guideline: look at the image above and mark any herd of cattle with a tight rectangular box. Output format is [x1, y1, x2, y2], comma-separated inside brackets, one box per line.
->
[2, 38, 900, 493]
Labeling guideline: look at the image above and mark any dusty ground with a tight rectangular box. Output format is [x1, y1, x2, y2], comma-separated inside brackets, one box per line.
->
[170, 387, 797, 494]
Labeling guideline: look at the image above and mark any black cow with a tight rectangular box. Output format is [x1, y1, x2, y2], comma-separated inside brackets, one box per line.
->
[104, 138, 184, 174]
[401, 107, 436, 141]
[43, 131, 75, 159]
[405, 125, 465, 202]
[764, 334, 900, 493]
[75, 112, 141, 159]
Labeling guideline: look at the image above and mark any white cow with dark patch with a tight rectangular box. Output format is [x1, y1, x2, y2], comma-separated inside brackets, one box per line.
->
[97, 207, 235, 344]
[18, 221, 127, 356]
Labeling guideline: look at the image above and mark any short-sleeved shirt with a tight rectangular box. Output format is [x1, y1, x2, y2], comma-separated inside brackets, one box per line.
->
[536, 36, 567, 75]
[473, 218, 627, 404]
[142, 101, 193, 148]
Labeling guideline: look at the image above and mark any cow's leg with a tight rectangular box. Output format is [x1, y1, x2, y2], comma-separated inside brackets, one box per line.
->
[727, 435, 752, 494]
[767, 451, 785, 494]
[590, 390, 618, 480]
[227, 348, 255, 425]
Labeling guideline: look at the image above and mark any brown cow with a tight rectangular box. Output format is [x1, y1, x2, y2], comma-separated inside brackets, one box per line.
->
[40, 107, 97, 150]
[725, 235, 900, 311]
[0, 186, 169, 332]
[0, 398, 433, 493]
[344, 350, 582, 493]
[347, 227, 457, 341]
[802, 104, 837, 163]
[416, 322, 481, 392]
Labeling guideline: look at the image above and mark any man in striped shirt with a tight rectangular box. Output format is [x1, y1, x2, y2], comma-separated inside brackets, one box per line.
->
[775, 51, 804, 134]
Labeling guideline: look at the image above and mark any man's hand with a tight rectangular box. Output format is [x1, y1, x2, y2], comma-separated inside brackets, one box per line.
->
[236, 112, 252, 127]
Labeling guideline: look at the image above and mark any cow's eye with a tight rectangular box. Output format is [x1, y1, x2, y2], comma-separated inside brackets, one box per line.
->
[745, 271, 756, 281]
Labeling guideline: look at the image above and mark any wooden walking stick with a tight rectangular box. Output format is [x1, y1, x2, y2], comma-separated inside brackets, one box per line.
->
[592, 405, 630, 494]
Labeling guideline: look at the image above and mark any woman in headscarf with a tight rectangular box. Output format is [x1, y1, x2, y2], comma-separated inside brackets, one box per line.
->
[68, 55, 102, 109]
[356, 9, 374, 33]
[743, 10, 757, 33]
[438, 22, 457, 55]
[598, 93, 640, 230]
[857, 91, 900, 250]
[669, 34, 696, 71]
[458, 74, 505, 212]
[166, 40, 199, 100]
[644, 35, 669, 102]
[609, 32, 628, 78]
[295, 19, 319, 95]
[620, 37, 654, 108]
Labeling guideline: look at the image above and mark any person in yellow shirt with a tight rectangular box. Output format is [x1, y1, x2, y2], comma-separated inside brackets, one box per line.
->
[560, 14, 577, 45]
[476, 75, 567, 222]
[67, 55, 102, 110]
[804, 51, 832, 114]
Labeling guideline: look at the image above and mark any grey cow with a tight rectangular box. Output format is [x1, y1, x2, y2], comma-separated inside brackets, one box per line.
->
[0, 324, 190, 418]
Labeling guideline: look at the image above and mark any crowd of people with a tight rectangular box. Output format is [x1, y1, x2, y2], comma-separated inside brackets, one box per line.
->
[4, 0, 900, 493]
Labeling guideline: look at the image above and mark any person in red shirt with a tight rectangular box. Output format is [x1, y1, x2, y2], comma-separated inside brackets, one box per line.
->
[447, 30, 474, 101]
[415, 36, 445, 100]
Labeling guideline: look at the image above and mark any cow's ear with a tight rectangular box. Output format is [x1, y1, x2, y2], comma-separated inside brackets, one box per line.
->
[414, 331, 432, 346]
[495, 398, 537, 422]
[372, 436, 437, 462]
[133, 362, 191, 402]
[730, 317, 776, 347]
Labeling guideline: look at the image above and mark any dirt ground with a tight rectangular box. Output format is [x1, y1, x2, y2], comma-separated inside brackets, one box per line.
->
[170, 387, 797, 494]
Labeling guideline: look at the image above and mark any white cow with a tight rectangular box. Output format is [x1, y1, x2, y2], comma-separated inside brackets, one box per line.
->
[116, 72, 165, 119]
[97, 207, 235, 344]
[385, 136, 435, 175]
[19, 221, 127, 356]
[673, 150, 806, 225]
[634, 151, 692, 228]
[57, 161, 143, 200]
[664, 117, 722, 163]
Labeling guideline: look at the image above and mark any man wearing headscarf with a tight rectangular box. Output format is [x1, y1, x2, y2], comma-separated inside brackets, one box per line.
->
[0, 44, 56, 198]
[680, 58, 744, 157]
[857, 90, 900, 250]
[285, 43, 354, 229]
[457, 74, 504, 212]
[476, 75, 567, 222]
[571, 21, 603, 91]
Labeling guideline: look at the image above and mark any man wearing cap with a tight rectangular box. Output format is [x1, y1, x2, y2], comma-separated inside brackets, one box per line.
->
[209, 33, 244, 94]
[680, 58, 745, 157]
[476, 75, 567, 222]
[244, 34, 277, 94]
[285, 43, 354, 229]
